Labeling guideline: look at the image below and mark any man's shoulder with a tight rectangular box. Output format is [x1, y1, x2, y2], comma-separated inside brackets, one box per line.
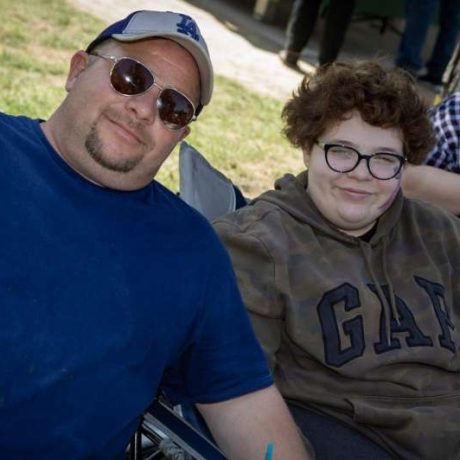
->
[155, 181, 215, 225]
[0, 111, 34, 127]
[0, 112, 37, 142]
[154, 182, 228, 251]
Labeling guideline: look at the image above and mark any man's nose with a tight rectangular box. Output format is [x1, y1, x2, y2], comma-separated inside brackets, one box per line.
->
[124, 86, 160, 123]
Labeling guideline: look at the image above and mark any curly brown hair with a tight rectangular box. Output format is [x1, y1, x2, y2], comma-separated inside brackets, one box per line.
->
[282, 61, 435, 164]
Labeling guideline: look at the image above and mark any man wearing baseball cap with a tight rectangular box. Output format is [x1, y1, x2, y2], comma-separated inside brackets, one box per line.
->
[0, 9, 309, 460]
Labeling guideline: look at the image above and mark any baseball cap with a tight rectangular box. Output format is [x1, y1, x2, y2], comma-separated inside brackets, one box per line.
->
[86, 10, 213, 108]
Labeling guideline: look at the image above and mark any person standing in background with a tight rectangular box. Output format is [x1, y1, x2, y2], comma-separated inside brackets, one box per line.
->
[279, 0, 356, 69]
[396, 0, 460, 90]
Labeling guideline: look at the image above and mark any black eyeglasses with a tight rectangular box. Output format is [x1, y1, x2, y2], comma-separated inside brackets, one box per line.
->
[315, 141, 406, 180]
[91, 52, 197, 130]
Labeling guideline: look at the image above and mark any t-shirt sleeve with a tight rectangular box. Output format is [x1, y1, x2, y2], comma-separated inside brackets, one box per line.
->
[160, 231, 273, 404]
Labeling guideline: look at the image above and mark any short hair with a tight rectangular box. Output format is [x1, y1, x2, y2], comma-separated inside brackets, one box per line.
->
[282, 61, 435, 164]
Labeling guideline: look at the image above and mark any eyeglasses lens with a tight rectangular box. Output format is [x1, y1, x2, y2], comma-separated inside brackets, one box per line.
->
[111, 58, 194, 129]
[327, 146, 356, 171]
[111, 59, 154, 95]
[158, 88, 195, 129]
[369, 154, 401, 179]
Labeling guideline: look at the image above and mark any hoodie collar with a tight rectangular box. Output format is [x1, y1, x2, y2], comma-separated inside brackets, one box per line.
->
[255, 170, 404, 246]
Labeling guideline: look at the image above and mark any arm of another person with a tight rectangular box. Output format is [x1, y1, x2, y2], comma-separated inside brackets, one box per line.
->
[197, 385, 311, 459]
[402, 164, 460, 214]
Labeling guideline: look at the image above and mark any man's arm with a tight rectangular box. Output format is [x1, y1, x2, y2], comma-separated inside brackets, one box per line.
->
[402, 164, 460, 214]
[197, 385, 312, 459]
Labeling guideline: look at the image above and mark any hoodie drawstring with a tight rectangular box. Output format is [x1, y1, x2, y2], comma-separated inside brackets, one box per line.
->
[359, 237, 399, 346]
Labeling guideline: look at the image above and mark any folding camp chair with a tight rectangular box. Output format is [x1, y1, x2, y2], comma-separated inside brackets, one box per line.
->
[127, 398, 226, 460]
[179, 141, 247, 221]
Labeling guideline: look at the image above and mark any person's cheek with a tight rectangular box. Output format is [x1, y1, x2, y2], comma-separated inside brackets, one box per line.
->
[379, 175, 402, 211]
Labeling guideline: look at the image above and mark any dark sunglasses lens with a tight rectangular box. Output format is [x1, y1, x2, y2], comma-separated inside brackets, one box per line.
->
[111, 58, 154, 95]
[158, 88, 195, 129]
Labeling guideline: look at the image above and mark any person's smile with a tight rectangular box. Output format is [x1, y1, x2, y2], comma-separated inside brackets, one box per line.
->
[104, 113, 146, 147]
[337, 185, 373, 200]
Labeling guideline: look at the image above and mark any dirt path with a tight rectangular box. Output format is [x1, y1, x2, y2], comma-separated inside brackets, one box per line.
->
[70, 0, 305, 101]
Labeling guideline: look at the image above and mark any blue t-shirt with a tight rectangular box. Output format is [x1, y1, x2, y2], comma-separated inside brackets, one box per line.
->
[0, 113, 272, 459]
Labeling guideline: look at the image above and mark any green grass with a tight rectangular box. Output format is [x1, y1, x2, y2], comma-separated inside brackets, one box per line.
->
[0, 0, 304, 197]
[0, 0, 103, 117]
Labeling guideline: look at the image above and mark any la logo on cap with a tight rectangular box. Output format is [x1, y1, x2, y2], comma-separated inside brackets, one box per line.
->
[176, 14, 200, 42]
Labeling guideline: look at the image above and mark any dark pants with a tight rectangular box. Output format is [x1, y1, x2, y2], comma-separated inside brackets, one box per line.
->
[285, 0, 356, 65]
[396, 0, 460, 80]
[288, 403, 394, 459]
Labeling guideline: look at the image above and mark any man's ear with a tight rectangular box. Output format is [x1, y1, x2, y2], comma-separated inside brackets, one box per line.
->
[65, 51, 90, 92]
[178, 126, 191, 142]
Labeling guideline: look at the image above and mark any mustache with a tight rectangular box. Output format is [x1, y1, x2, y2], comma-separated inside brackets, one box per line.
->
[104, 108, 151, 146]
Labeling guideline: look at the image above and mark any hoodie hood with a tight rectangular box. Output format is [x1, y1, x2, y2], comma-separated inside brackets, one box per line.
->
[253, 170, 404, 246]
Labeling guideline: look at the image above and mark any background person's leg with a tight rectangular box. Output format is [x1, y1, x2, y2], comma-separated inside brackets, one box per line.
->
[288, 403, 393, 459]
[424, 0, 460, 83]
[318, 0, 356, 65]
[283, 0, 322, 65]
[395, 0, 438, 75]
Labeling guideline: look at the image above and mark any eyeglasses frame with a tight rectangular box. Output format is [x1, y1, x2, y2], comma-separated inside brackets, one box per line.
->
[315, 140, 406, 180]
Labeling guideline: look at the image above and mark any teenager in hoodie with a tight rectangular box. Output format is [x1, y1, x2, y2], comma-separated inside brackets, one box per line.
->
[213, 61, 460, 460]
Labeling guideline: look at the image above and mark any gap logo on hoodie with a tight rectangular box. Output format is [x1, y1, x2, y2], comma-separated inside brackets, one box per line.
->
[317, 277, 455, 367]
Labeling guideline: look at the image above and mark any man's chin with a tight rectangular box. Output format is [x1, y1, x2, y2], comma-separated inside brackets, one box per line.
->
[91, 153, 141, 174]
[86, 124, 144, 174]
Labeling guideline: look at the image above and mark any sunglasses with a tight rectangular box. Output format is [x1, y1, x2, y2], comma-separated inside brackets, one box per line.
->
[90, 52, 197, 130]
